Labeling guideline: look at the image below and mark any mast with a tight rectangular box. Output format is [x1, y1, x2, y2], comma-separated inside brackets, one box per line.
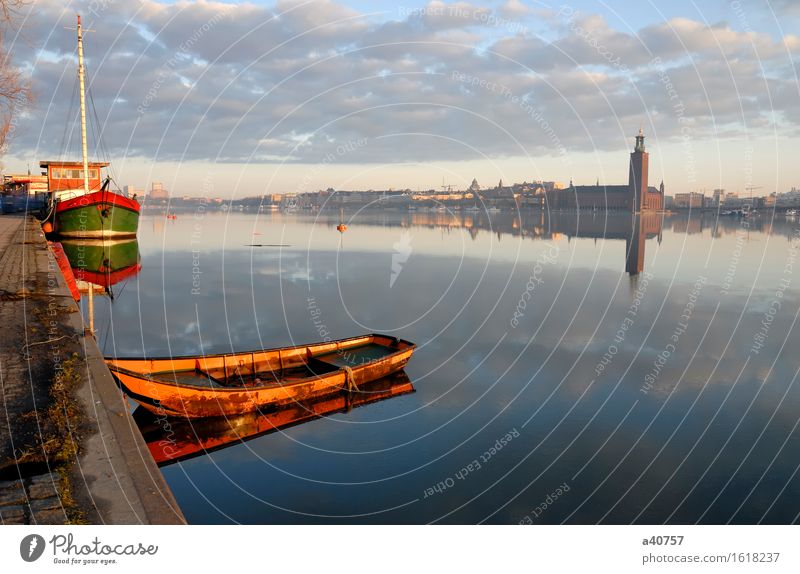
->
[77, 15, 90, 195]
[77, 14, 94, 336]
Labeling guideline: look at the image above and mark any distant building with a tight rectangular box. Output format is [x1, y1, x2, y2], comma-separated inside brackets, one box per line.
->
[123, 185, 143, 199]
[149, 182, 169, 200]
[2, 173, 48, 195]
[540, 130, 664, 211]
[674, 192, 704, 208]
[712, 189, 725, 205]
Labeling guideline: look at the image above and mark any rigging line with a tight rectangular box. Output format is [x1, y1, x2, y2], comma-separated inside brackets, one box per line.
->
[87, 80, 119, 190]
[87, 85, 105, 161]
[86, 82, 106, 167]
[86, 81, 110, 204]
[59, 75, 79, 161]
[86, 92, 106, 203]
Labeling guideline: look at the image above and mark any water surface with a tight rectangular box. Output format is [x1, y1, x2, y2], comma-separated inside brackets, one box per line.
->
[89, 209, 800, 524]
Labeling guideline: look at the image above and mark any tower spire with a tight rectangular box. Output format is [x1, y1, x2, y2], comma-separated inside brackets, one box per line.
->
[634, 127, 645, 153]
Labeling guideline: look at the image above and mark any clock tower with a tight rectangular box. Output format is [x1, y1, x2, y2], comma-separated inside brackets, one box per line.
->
[629, 128, 649, 212]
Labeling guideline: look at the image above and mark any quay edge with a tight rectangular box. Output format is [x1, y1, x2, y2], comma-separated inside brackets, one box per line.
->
[0, 215, 185, 524]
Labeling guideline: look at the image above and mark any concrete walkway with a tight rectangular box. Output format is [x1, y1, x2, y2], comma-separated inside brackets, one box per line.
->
[0, 215, 184, 524]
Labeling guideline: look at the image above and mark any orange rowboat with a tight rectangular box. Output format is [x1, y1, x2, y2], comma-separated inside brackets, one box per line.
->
[105, 334, 415, 418]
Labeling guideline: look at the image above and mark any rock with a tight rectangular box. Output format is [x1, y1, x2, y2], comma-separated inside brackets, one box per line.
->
[31, 508, 65, 525]
[29, 497, 61, 512]
[0, 485, 26, 506]
[0, 479, 25, 491]
[28, 472, 58, 485]
[28, 481, 58, 500]
[28, 474, 59, 499]
[0, 504, 26, 523]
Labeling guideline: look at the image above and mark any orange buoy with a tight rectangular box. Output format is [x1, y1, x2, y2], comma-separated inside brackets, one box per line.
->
[336, 223, 347, 233]
[42, 222, 53, 233]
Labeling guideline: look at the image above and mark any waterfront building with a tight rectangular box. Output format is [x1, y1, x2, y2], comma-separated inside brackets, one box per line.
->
[149, 182, 169, 200]
[540, 130, 664, 211]
[2, 173, 49, 195]
[674, 192, 705, 209]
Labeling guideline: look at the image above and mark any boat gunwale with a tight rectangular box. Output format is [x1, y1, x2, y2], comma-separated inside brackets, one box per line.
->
[105, 333, 414, 364]
[105, 334, 416, 393]
[55, 189, 141, 214]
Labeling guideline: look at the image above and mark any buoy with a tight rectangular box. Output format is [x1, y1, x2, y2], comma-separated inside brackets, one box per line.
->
[42, 222, 53, 233]
[336, 223, 347, 233]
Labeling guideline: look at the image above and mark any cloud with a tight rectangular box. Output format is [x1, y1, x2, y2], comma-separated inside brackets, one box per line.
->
[4, 0, 799, 169]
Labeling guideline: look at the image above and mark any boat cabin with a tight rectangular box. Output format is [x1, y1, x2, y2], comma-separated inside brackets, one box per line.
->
[40, 160, 109, 193]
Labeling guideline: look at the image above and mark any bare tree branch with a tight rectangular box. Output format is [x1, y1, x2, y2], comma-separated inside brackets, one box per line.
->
[0, 0, 31, 155]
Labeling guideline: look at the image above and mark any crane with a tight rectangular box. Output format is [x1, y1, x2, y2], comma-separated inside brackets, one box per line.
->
[745, 185, 763, 197]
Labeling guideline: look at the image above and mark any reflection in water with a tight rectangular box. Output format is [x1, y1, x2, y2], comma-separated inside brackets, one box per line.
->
[626, 213, 662, 275]
[61, 238, 141, 292]
[342, 210, 663, 275]
[92, 211, 800, 524]
[135, 371, 414, 466]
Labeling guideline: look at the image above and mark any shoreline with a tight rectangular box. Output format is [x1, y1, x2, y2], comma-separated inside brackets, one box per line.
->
[0, 215, 184, 525]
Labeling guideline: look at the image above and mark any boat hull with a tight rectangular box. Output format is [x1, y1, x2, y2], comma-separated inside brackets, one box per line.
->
[53, 191, 139, 238]
[106, 334, 416, 418]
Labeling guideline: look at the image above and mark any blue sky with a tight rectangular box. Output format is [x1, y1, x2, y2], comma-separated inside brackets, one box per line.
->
[3, 0, 799, 198]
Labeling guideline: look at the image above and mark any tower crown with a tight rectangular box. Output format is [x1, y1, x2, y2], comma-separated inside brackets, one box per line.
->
[634, 128, 646, 153]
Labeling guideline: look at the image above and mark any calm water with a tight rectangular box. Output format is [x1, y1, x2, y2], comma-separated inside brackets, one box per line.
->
[88, 209, 800, 524]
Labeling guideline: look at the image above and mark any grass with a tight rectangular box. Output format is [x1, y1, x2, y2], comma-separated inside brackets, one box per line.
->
[46, 353, 88, 524]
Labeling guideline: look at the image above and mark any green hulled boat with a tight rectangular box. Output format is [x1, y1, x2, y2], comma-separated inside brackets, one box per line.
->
[47, 15, 139, 239]
[60, 239, 141, 289]
[52, 183, 140, 239]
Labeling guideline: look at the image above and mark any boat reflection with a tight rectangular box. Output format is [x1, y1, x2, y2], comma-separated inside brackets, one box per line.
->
[60, 238, 141, 291]
[134, 370, 415, 466]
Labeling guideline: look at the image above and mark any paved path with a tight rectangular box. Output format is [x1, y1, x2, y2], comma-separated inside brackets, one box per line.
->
[0, 215, 184, 524]
[0, 216, 66, 523]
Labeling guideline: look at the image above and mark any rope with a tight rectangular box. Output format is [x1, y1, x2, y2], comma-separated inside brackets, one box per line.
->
[59, 76, 79, 161]
[87, 77, 119, 188]
[343, 365, 358, 393]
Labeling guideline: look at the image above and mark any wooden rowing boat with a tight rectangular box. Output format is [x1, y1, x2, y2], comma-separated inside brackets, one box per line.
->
[105, 334, 415, 418]
[134, 371, 415, 465]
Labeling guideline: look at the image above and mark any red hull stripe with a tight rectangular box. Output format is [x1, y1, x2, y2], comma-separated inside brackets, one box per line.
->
[74, 264, 142, 288]
[49, 242, 82, 302]
[56, 190, 141, 214]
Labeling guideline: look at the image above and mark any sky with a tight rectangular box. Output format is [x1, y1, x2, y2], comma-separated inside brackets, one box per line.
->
[2, 0, 799, 198]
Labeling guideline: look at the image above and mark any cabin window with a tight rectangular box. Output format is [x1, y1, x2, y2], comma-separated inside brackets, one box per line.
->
[51, 168, 99, 179]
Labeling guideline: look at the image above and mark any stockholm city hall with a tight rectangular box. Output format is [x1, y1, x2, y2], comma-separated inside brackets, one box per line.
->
[544, 129, 665, 212]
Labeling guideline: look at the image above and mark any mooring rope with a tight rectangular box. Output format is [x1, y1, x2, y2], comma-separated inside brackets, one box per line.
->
[343, 365, 358, 393]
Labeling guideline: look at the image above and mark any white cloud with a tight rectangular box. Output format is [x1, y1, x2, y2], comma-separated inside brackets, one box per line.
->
[3, 0, 798, 177]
